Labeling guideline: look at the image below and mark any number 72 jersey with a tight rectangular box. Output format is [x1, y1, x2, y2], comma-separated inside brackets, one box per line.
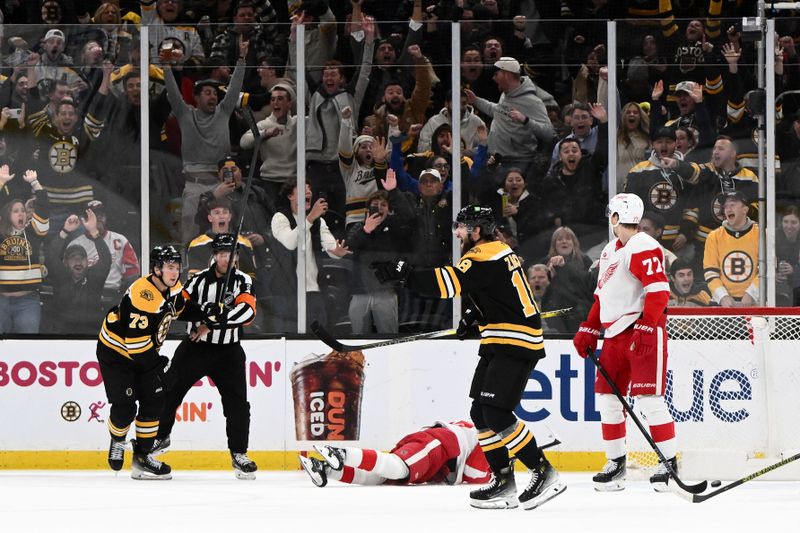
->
[407, 240, 545, 361]
[595, 232, 670, 338]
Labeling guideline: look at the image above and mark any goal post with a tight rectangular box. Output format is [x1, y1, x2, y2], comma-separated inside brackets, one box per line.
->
[624, 307, 800, 481]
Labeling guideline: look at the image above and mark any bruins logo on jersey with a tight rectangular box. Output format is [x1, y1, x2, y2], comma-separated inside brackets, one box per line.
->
[156, 313, 176, 345]
[722, 251, 754, 283]
[0, 235, 32, 261]
[649, 181, 678, 211]
[712, 195, 725, 223]
[140, 289, 154, 301]
[49, 140, 77, 173]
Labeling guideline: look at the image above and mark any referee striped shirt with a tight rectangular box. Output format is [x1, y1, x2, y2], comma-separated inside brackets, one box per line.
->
[184, 266, 257, 344]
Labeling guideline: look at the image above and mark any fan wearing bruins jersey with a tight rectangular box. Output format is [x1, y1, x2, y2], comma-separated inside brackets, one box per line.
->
[624, 127, 700, 251]
[682, 136, 758, 246]
[703, 191, 759, 307]
[372, 205, 566, 511]
[97, 245, 213, 480]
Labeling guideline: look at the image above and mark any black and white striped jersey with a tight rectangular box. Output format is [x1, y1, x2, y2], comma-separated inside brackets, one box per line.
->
[184, 266, 257, 344]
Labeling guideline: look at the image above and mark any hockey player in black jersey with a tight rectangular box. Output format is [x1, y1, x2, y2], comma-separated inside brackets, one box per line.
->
[96, 245, 215, 479]
[373, 205, 566, 510]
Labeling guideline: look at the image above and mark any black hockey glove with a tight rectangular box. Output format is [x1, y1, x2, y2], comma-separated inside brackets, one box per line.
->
[200, 302, 225, 327]
[456, 307, 484, 340]
[372, 259, 412, 284]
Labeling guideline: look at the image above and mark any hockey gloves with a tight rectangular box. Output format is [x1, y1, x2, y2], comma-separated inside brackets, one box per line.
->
[629, 320, 657, 358]
[573, 322, 600, 358]
[200, 301, 226, 327]
[456, 307, 485, 340]
[372, 259, 412, 284]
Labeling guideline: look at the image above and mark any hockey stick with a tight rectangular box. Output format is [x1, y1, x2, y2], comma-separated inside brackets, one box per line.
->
[217, 106, 262, 307]
[674, 451, 800, 503]
[310, 307, 573, 352]
[585, 349, 708, 495]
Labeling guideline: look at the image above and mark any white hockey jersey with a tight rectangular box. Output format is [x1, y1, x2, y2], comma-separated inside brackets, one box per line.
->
[595, 232, 670, 338]
[433, 420, 490, 485]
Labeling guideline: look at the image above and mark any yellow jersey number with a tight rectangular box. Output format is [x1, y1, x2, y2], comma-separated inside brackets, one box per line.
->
[505, 255, 537, 318]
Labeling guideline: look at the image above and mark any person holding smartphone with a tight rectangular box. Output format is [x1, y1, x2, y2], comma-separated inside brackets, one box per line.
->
[345, 172, 415, 334]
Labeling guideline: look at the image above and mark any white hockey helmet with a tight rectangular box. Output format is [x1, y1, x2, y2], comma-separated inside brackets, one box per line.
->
[606, 193, 644, 224]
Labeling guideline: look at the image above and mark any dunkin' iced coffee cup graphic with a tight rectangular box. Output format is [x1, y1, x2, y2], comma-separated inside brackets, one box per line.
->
[291, 350, 366, 440]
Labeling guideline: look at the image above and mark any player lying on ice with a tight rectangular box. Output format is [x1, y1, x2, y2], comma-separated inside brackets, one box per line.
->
[299, 421, 492, 488]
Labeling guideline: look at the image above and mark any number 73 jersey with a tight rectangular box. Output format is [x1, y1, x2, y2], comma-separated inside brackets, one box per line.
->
[407, 241, 545, 361]
[595, 232, 670, 338]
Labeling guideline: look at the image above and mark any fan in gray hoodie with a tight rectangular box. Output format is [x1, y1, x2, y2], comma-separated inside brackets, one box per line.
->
[418, 92, 486, 156]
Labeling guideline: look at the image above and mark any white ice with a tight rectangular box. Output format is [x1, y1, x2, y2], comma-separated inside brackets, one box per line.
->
[0, 471, 796, 533]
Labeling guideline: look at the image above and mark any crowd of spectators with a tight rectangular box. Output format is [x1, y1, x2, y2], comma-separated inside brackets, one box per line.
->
[3, 0, 800, 337]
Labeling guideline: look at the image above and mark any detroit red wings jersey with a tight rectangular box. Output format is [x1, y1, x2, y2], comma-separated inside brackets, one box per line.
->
[595, 232, 670, 338]
[431, 420, 491, 485]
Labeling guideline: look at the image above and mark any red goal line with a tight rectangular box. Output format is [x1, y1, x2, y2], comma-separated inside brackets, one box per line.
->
[668, 307, 800, 317]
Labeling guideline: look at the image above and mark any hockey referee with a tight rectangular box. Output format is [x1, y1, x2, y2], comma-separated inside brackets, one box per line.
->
[153, 233, 259, 479]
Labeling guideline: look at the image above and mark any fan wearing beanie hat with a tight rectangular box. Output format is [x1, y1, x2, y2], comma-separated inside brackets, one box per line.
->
[339, 105, 385, 227]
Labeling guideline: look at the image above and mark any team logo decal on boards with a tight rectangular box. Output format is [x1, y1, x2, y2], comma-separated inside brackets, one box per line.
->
[49, 140, 77, 173]
[61, 401, 81, 421]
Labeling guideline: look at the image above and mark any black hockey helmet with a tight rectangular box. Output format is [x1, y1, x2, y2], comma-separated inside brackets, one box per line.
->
[454, 204, 496, 237]
[150, 245, 182, 271]
[211, 232, 236, 253]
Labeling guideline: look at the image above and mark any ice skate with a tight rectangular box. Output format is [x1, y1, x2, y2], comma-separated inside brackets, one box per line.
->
[299, 455, 328, 487]
[107, 438, 126, 471]
[232, 452, 258, 480]
[131, 453, 172, 480]
[313, 443, 345, 471]
[593, 456, 626, 491]
[469, 466, 518, 509]
[518, 460, 566, 510]
[150, 436, 171, 457]
[649, 457, 677, 492]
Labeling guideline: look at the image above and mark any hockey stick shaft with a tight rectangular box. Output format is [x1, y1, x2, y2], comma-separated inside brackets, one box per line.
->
[688, 452, 800, 503]
[586, 349, 708, 494]
[218, 107, 262, 306]
[310, 308, 573, 352]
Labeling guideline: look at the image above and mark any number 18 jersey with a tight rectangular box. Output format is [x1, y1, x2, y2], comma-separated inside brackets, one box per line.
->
[595, 232, 670, 338]
[407, 240, 544, 361]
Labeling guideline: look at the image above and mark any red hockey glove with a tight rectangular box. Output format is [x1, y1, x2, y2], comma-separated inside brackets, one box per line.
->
[573, 322, 600, 358]
[629, 320, 657, 357]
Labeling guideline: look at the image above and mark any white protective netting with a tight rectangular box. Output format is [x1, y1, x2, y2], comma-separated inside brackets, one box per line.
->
[624, 309, 800, 480]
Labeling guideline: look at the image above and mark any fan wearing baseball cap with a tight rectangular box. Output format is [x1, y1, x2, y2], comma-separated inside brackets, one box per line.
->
[464, 56, 555, 178]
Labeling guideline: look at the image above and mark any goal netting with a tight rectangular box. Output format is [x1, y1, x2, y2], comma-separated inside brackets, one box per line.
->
[624, 307, 800, 481]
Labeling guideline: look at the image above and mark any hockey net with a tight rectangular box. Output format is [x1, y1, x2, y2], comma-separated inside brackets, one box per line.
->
[624, 307, 800, 480]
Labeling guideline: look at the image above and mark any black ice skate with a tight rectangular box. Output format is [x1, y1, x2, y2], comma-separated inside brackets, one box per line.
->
[313, 443, 345, 471]
[469, 466, 518, 509]
[150, 436, 171, 457]
[299, 455, 328, 487]
[649, 457, 677, 492]
[593, 456, 626, 492]
[518, 460, 566, 510]
[108, 438, 126, 471]
[232, 452, 258, 480]
[131, 452, 172, 480]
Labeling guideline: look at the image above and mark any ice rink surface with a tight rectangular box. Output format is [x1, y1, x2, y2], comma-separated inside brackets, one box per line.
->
[0, 470, 796, 533]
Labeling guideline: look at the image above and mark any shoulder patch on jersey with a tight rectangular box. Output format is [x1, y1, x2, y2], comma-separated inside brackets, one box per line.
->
[128, 277, 166, 313]
[188, 234, 213, 248]
[462, 241, 511, 262]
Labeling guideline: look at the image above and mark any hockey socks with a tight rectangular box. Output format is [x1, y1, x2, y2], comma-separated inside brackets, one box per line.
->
[478, 421, 544, 471]
[339, 448, 410, 480]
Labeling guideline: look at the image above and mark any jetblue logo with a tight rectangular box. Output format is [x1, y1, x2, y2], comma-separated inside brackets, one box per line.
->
[514, 353, 754, 423]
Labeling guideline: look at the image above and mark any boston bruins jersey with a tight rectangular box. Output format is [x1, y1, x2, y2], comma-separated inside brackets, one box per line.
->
[624, 156, 700, 248]
[98, 275, 195, 360]
[407, 240, 544, 361]
[683, 163, 759, 243]
[703, 221, 759, 303]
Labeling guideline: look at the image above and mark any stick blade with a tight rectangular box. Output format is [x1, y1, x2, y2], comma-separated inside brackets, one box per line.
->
[309, 321, 345, 352]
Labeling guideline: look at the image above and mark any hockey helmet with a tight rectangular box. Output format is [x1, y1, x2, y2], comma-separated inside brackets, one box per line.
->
[150, 245, 182, 270]
[211, 232, 236, 253]
[606, 193, 644, 224]
[454, 204, 496, 236]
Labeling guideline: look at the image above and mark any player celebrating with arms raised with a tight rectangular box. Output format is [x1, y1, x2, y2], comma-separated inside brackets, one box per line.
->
[373, 205, 565, 510]
[572, 193, 676, 492]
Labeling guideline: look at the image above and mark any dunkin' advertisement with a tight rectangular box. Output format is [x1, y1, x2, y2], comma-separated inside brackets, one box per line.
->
[290, 350, 366, 440]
